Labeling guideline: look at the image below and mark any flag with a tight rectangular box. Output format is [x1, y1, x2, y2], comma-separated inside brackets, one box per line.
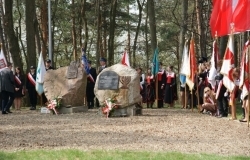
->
[121, 50, 130, 67]
[81, 48, 90, 75]
[232, 0, 250, 33]
[179, 41, 189, 85]
[0, 49, 7, 72]
[186, 37, 197, 91]
[208, 40, 219, 89]
[209, 0, 239, 37]
[239, 40, 250, 99]
[220, 34, 235, 92]
[151, 48, 159, 76]
[36, 52, 46, 95]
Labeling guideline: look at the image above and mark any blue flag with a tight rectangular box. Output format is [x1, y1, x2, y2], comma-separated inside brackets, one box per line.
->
[81, 48, 90, 75]
[151, 48, 159, 76]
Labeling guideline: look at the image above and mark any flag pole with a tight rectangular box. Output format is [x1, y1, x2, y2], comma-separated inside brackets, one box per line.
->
[184, 84, 187, 109]
[248, 39, 250, 127]
[155, 73, 158, 108]
[196, 75, 200, 112]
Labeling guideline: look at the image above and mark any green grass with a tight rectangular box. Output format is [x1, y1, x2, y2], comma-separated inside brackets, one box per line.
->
[0, 150, 249, 160]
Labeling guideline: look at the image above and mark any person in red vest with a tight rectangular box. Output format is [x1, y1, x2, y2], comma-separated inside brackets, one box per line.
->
[164, 66, 177, 107]
[26, 66, 37, 110]
[156, 62, 166, 108]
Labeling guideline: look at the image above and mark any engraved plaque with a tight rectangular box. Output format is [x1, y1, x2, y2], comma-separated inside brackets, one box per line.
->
[67, 61, 78, 79]
[98, 71, 119, 90]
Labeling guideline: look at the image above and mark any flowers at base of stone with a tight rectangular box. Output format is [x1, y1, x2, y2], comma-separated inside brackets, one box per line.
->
[46, 96, 62, 115]
[102, 95, 119, 118]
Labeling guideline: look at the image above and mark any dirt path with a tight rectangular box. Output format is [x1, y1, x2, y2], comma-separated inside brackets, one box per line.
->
[0, 108, 250, 156]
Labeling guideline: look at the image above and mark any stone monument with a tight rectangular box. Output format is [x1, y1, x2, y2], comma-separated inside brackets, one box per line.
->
[43, 61, 88, 113]
[94, 64, 142, 116]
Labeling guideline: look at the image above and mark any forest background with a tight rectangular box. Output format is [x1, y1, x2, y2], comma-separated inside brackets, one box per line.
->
[0, 0, 248, 74]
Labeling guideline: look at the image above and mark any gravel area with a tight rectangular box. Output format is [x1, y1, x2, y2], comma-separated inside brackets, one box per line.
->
[0, 108, 250, 156]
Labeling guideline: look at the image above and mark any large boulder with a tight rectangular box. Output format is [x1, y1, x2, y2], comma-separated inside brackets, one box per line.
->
[43, 66, 87, 107]
[94, 64, 141, 108]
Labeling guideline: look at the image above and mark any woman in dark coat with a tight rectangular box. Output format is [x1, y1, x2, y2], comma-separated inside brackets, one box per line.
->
[164, 66, 178, 107]
[145, 68, 155, 108]
[14, 67, 24, 110]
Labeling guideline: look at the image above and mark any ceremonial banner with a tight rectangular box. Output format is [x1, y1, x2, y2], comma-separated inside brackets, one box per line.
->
[0, 49, 7, 72]
[121, 50, 130, 67]
[151, 48, 159, 76]
[208, 40, 219, 89]
[36, 52, 46, 95]
[179, 41, 189, 86]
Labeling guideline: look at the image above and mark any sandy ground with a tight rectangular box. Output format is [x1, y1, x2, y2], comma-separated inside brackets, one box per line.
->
[0, 108, 250, 156]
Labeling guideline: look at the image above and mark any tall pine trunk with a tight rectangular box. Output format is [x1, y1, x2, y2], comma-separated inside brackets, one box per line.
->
[147, 0, 157, 54]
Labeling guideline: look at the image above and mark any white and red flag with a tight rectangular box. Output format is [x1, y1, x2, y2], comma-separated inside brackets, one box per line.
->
[208, 40, 220, 90]
[220, 34, 235, 92]
[186, 37, 197, 91]
[121, 50, 130, 67]
[239, 40, 250, 99]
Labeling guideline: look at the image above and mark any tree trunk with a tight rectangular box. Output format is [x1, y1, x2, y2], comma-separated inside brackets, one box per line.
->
[96, 0, 101, 67]
[127, 5, 131, 65]
[25, 0, 36, 68]
[145, 1, 149, 70]
[219, 35, 228, 59]
[4, 0, 23, 69]
[0, 1, 7, 59]
[195, 0, 206, 57]
[147, 0, 157, 54]
[81, 0, 88, 50]
[133, 0, 145, 67]
[0, 0, 8, 60]
[178, 0, 188, 71]
[108, 0, 117, 66]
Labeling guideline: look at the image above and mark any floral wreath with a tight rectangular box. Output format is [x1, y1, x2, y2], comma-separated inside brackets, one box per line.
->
[101, 95, 119, 118]
[46, 96, 62, 115]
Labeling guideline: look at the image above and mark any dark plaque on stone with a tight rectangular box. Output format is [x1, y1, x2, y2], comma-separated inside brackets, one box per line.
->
[67, 61, 78, 79]
[98, 71, 119, 90]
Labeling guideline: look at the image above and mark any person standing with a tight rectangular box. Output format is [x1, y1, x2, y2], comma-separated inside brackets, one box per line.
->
[156, 62, 166, 108]
[26, 66, 37, 110]
[0, 62, 15, 114]
[164, 66, 178, 107]
[45, 59, 54, 71]
[14, 67, 25, 110]
[86, 60, 97, 109]
[145, 68, 155, 108]
[96, 57, 107, 108]
[42, 59, 54, 105]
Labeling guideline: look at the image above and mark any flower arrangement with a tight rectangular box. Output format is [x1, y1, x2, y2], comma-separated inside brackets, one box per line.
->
[102, 95, 119, 118]
[46, 96, 62, 115]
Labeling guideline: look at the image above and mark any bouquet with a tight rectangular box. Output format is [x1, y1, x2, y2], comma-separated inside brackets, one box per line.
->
[46, 96, 62, 115]
[102, 95, 119, 118]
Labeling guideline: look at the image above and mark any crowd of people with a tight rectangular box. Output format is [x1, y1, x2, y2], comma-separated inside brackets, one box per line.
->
[0, 55, 248, 123]
[0, 59, 54, 114]
[0, 56, 108, 114]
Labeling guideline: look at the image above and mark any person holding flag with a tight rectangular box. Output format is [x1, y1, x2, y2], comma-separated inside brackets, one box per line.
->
[26, 66, 37, 110]
[81, 48, 97, 109]
[13, 67, 25, 110]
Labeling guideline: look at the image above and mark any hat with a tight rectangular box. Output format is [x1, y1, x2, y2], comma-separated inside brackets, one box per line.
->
[46, 59, 51, 63]
[100, 57, 107, 62]
[88, 60, 92, 64]
[202, 57, 208, 62]
[30, 66, 35, 69]
[198, 58, 204, 64]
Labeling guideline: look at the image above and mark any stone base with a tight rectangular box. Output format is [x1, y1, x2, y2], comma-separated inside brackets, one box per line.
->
[58, 106, 88, 114]
[111, 104, 142, 117]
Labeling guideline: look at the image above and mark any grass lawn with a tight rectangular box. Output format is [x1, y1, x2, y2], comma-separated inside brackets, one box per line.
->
[0, 150, 249, 160]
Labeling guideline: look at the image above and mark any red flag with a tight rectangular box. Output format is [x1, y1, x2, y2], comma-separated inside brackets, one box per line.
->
[121, 51, 130, 67]
[220, 34, 235, 92]
[186, 37, 197, 90]
[210, 0, 238, 37]
[239, 40, 250, 99]
[232, 0, 250, 33]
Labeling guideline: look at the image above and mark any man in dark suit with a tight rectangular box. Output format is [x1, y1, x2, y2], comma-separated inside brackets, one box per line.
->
[86, 60, 97, 109]
[0, 62, 15, 114]
[96, 57, 107, 107]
